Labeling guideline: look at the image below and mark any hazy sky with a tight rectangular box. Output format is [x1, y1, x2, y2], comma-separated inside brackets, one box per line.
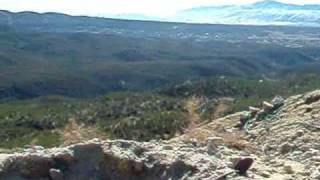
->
[1, 0, 320, 16]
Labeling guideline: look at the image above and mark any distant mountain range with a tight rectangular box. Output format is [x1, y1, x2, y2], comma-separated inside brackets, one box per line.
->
[0, 0, 319, 26]
[170, 0, 320, 26]
[106, 0, 320, 26]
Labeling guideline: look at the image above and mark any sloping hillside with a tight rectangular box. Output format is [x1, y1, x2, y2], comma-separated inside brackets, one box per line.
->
[174, 89, 320, 179]
[1, 90, 320, 179]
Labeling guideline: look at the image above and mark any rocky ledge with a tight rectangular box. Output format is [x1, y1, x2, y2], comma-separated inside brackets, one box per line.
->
[0, 138, 256, 180]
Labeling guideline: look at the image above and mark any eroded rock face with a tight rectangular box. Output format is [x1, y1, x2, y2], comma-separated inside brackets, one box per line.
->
[0, 139, 235, 180]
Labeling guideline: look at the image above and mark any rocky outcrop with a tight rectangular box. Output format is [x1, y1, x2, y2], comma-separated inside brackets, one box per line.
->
[246, 90, 320, 179]
[173, 90, 320, 179]
[1, 139, 253, 180]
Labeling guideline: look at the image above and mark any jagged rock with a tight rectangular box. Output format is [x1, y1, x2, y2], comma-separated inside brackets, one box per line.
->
[232, 157, 254, 174]
[207, 137, 223, 155]
[271, 96, 285, 108]
[239, 111, 251, 127]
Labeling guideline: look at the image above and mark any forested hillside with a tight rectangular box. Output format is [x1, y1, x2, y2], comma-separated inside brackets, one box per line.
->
[0, 11, 320, 99]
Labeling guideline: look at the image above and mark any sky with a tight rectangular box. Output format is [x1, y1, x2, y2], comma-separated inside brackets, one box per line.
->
[1, 0, 320, 17]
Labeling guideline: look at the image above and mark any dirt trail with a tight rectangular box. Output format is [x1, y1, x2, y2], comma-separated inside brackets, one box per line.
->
[185, 97, 202, 131]
[61, 118, 106, 145]
[184, 97, 233, 132]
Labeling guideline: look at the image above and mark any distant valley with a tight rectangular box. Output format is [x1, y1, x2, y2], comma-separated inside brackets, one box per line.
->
[0, 10, 320, 100]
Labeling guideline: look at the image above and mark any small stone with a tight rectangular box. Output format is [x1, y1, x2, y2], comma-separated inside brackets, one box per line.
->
[232, 157, 254, 174]
[296, 130, 304, 137]
[280, 142, 294, 154]
[249, 106, 260, 116]
[34, 146, 45, 151]
[49, 168, 63, 180]
[207, 137, 223, 143]
[207, 137, 223, 155]
[162, 145, 173, 150]
[260, 171, 271, 178]
[133, 146, 145, 156]
[262, 101, 274, 111]
[190, 138, 199, 147]
[283, 165, 294, 174]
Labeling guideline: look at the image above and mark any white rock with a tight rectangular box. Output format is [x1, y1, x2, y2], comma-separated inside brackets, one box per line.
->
[311, 168, 320, 180]
[262, 101, 274, 111]
[249, 106, 260, 113]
